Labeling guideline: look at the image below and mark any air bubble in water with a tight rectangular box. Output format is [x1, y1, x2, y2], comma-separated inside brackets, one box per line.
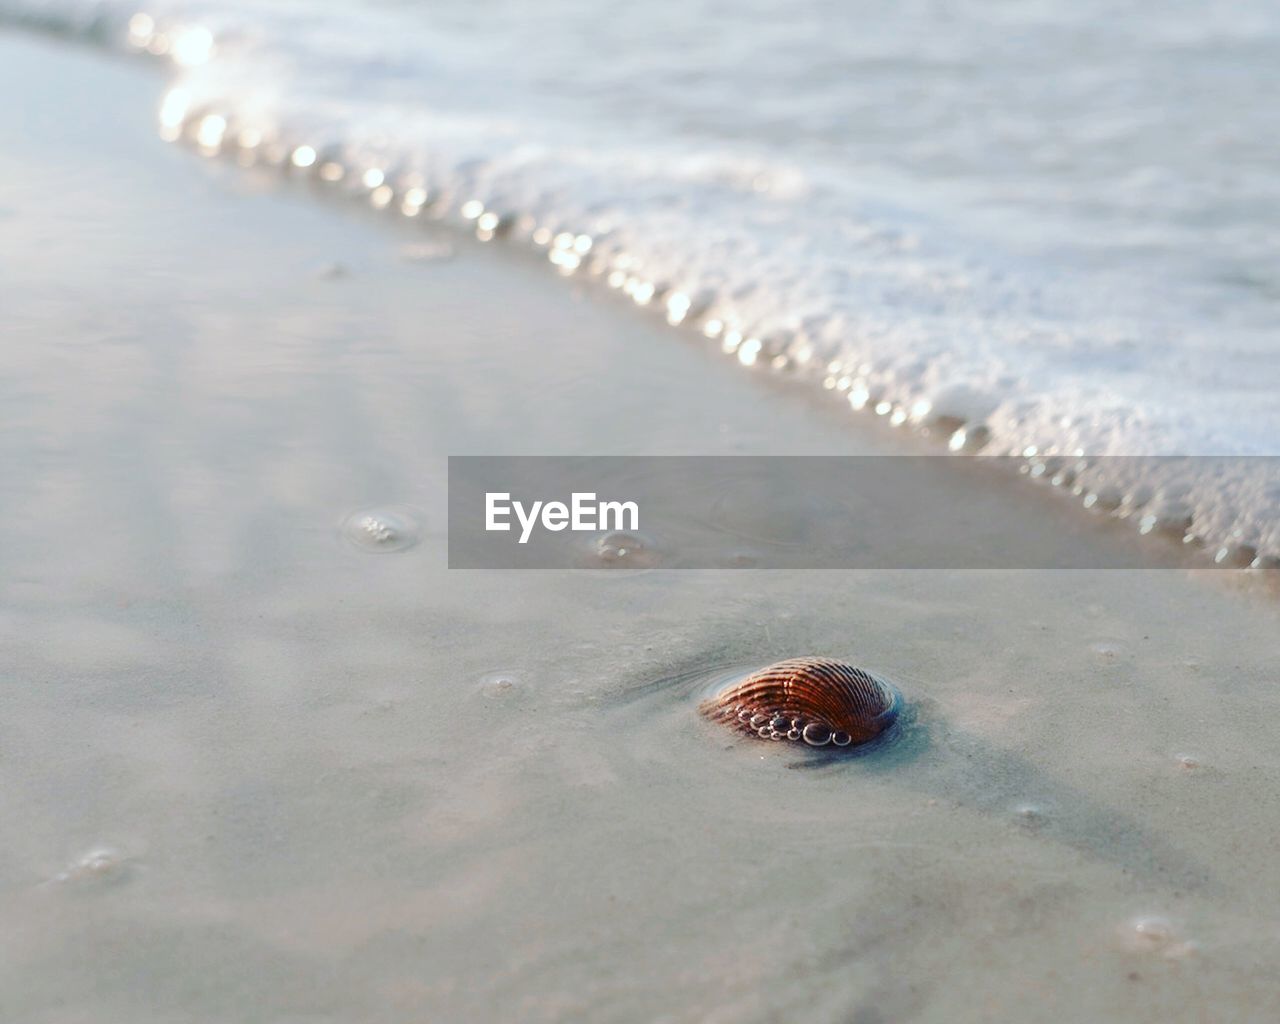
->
[341, 506, 423, 553]
[56, 846, 128, 884]
[948, 424, 990, 453]
[1119, 915, 1195, 958]
[588, 531, 659, 569]
[477, 669, 529, 700]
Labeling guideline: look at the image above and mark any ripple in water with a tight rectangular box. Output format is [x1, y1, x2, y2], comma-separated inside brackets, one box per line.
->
[317, 260, 350, 280]
[574, 530, 661, 570]
[341, 505, 423, 553]
[1013, 802, 1047, 826]
[400, 240, 454, 263]
[1118, 915, 1196, 959]
[476, 669, 530, 700]
[54, 846, 129, 885]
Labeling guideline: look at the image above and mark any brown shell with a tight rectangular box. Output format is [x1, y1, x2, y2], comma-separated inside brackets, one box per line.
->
[698, 657, 900, 748]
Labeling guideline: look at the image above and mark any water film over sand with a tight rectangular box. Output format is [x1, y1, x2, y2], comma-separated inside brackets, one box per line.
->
[2, 35, 1280, 1024]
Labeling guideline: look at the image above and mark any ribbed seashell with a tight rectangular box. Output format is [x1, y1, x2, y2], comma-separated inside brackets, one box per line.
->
[699, 657, 901, 748]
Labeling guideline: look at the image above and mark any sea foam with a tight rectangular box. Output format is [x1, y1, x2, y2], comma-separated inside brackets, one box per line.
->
[4, 0, 1279, 563]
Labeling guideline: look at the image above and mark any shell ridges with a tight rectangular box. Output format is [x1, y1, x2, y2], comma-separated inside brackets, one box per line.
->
[699, 657, 900, 748]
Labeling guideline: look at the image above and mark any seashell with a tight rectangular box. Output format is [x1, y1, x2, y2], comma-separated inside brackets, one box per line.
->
[698, 657, 901, 749]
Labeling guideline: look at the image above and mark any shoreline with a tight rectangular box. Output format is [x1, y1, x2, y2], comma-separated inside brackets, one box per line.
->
[4, 31, 1280, 1024]
[4, 6, 1280, 568]
[155, 100, 1280, 577]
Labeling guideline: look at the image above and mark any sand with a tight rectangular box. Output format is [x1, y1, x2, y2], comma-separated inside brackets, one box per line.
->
[2, 33, 1280, 1024]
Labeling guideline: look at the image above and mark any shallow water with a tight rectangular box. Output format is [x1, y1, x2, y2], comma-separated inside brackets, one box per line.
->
[2, 0, 1280, 559]
[3, 35, 1280, 1024]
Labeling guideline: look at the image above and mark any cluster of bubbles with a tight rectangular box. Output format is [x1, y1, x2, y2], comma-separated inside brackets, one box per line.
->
[137, 15, 1280, 576]
[1008, 454, 1279, 571]
[733, 707, 851, 747]
[126, 12, 213, 68]
[564, 531, 661, 571]
[341, 506, 422, 553]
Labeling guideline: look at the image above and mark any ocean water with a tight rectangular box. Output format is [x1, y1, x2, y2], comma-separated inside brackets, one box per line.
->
[3, 0, 1280, 559]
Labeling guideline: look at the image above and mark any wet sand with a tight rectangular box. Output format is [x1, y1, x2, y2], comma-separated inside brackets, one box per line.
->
[3, 34, 1280, 1024]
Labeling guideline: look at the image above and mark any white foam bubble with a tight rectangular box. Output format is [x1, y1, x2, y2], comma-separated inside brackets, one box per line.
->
[341, 505, 423, 553]
[55, 846, 129, 884]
